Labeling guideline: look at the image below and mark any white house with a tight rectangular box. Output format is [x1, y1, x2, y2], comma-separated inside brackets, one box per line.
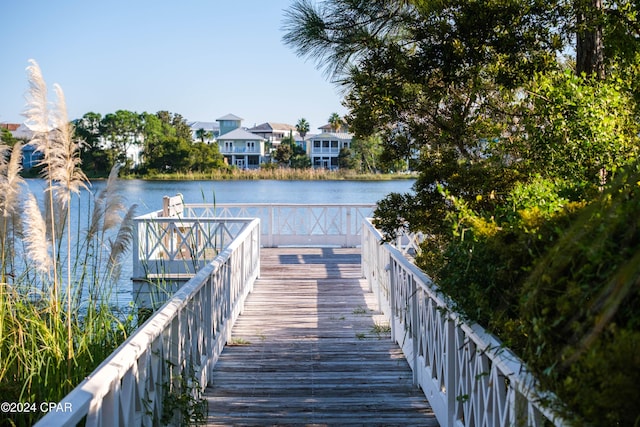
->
[307, 130, 353, 169]
[216, 114, 266, 169]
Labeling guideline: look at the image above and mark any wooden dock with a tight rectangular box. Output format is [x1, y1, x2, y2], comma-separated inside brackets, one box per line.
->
[205, 247, 438, 426]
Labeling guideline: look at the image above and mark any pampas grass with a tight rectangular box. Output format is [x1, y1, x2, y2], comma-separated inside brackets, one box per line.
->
[0, 60, 137, 426]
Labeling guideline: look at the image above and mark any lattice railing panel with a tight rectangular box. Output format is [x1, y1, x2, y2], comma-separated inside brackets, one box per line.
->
[36, 219, 260, 427]
[362, 220, 565, 427]
[183, 203, 375, 247]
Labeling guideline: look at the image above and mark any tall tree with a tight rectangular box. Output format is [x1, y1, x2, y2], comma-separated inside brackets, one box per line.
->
[100, 110, 143, 167]
[75, 112, 112, 175]
[195, 128, 212, 143]
[575, 0, 605, 77]
[327, 112, 342, 132]
[296, 118, 310, 139]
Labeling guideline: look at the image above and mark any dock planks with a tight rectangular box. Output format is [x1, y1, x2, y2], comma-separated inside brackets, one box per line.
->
[205, 247, 438, 426]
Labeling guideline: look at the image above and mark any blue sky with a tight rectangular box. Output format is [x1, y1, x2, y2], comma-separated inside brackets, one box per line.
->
[0, 0, 347, 132]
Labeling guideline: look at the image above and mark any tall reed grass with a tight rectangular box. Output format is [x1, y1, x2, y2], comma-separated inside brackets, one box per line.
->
[0, 60, 137, 426]
[141, 166, 416, 181]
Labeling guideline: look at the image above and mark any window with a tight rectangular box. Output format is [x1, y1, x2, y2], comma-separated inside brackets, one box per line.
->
[224, 141, 233, 151]
[247, 141, 256, 152]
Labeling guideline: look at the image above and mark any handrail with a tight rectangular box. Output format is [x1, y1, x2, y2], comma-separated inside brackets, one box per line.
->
[35, 218, 260, 426]
[361, 219, 564, 427]
[132, 214, 251, 279]
[181, 203, 376, 247]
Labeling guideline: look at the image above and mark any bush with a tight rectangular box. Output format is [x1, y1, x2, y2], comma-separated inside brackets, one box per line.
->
[421, 169, 640, 425]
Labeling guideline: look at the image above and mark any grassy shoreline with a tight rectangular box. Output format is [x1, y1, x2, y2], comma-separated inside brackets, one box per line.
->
[126, 168, 418, 181]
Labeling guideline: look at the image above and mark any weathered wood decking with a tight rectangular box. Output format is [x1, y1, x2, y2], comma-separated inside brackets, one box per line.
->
[205, 247, 438, 426]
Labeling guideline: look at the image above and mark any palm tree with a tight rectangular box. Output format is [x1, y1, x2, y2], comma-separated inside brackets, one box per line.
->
[328, 112, 342, 133]
[195, 128, 212, 143]
[296, 118, 310, 139]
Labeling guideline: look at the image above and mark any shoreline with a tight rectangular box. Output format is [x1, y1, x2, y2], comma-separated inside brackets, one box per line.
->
[123, 169, 418, 182]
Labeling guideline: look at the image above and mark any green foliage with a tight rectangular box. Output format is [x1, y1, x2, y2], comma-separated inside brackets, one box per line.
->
[0, 128, 18, 146]
[161, 362, 207, 426]
[285, 1, 640, 423]
[424, 167, 640, 425]
[521, 70, 640, 189]
[337, 147, 356, 170]
[274, 136, 310, 169]
[517, 166, 640, 425]
[295, 117, 310, 138]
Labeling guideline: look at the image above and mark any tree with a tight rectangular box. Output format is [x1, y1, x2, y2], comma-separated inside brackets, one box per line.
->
[189, 142, 225, 172]
[140, 111, 196, 174]
[195, 128, 212, 143]
[575, 0, 605, 77]
[74, 112, 113, 176]
[273, 143, 292, 165]
[283, 0, 570, 240]
[284, 3, 640, 423]
[296, 118, 310, 140]
[327, 112, 342, 132]
[100, 110, 143, 168]
[0, 128, 17, 147]
[337, 147, 356, 169]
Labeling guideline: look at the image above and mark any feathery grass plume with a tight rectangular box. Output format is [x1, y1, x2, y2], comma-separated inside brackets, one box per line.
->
[87, 164, 124, 242]
[101, 163, 125, 232]
[0, 143, 9, 173]
[51, 83, 88, 206]
[107, 204, 137, 282]
[22, 59, 60, 291]
[50, 83, 90, 374]
[2, 142, 24, 217]
[0, 144, 24, 281]
[22, 59, 51, 137]
[23, 193, 52, 278]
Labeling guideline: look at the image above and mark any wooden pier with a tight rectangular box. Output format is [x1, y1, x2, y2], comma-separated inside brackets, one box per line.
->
[205, 247, 438, 426]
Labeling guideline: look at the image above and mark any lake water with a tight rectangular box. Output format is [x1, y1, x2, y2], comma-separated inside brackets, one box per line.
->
[106, 179, 416, 209]
[23, 178, 415, 308]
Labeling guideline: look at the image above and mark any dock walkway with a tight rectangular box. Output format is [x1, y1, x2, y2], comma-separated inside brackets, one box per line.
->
[205, 247, 438, 426]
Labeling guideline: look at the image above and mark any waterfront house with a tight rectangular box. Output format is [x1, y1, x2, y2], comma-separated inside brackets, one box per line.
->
[216, 114, 266, 169]
[307, 131, 352, 169]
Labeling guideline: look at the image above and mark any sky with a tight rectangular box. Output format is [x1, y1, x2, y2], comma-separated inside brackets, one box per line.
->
[0, 0, 347, 132]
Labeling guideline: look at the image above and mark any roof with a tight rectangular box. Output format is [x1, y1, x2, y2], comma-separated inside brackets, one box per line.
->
[1, 123, 20, 131]
[189, 121, 219, 130]
[318, 122, 349, 132]
[309, 132, 353, 141]
[217, 113, 243, 121]
[249, 122, 296, 133]
[217, 128, 266, 141]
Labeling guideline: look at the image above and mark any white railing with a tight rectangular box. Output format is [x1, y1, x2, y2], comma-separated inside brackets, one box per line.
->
[132, 212, 251, 279]
[181, 203, 375, 247]
[35, 218, 260, 427]
[362, 219, 564, 427]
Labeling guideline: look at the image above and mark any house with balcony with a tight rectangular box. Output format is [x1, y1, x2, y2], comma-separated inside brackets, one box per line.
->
[216, 114, 266, 169]
[307, 131, 352, 169]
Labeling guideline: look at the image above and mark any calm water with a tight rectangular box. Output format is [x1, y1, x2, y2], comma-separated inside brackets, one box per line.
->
[108, 179, 416, 209]
[23, 178, 415, 308]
